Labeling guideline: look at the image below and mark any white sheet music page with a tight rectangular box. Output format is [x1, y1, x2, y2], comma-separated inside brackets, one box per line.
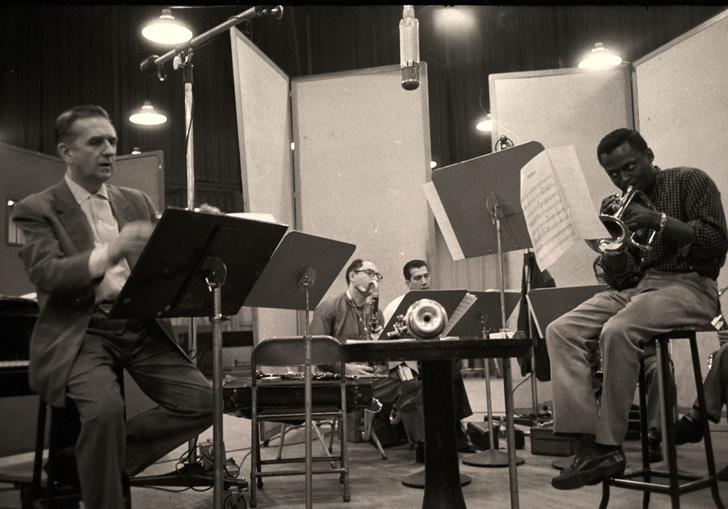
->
[520, 145, 608, 270]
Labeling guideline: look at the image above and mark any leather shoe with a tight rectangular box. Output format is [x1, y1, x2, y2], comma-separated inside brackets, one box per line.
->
[456, 424, 478, 453]
[551, 446, 626, 490]
[647, 430, 662, 463]
[674, 415, 703, 445]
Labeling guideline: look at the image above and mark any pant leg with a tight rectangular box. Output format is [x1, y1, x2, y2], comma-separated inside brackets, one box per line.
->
[641, 348, 676, 431]
[452, 362, 472, 421]
[545, 289, 625, 435]
[123, 324, 212, 475]
[372, 376, 424, 443]
[691, 343, 728, 422]
[66, 333, 128, 509]
[597, 272, 717, 445]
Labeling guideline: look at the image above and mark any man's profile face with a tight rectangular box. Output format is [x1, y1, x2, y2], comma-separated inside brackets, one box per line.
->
[350, 260, 381, 293]
[406, 266, 430, 291]
[59, 116, 117, 191]
[599, 141, 655, 193]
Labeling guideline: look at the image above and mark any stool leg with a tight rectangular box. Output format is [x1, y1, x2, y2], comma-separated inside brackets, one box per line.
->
[31, 399, 47, 503]
[656, 336, 680, 509]
[638, 361, 651, 509]
[598, 479, 610, 509]
[689, 335, 725, 509]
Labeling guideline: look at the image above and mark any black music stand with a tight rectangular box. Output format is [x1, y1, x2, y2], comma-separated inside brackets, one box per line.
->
[110, 208, 287, 508]
[427, 142, 544, 508]
[243, 230, 355, 509]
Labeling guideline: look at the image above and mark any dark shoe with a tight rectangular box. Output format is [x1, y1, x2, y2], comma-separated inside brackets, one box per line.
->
[674, 415, 703, 445]
[551, 446, 626, 490]
[415, 441, 425, 464]
[456, 423, 478, 453]
[717, 465, 728, 482]
[647, 430, 662, 463]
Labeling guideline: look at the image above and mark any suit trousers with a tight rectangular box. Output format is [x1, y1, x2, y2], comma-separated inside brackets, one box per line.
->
[65, 315, 212, 509]
[546, 270, 717, 446]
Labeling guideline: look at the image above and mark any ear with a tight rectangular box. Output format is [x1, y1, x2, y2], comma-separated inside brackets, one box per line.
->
[645, 148, 654, 163]
[57, 142, 72, 163]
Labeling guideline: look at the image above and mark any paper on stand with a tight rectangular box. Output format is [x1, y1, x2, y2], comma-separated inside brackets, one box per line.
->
[520, 145, 608, 270]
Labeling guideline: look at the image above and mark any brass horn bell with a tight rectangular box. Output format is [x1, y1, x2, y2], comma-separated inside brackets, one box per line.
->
[404, 299, 448, 339]
[588, 185, 659, 254]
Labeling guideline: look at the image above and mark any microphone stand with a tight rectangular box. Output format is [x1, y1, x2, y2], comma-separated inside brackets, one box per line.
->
[137, 6, 283, 507]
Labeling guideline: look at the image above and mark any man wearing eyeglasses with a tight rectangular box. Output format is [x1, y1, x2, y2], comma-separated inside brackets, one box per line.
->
[309, 258, 425, 449]
[382, 259, 478, 453]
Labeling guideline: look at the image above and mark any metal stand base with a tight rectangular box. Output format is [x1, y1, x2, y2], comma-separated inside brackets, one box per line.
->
[462, 449, 524, 468]
[401, 469, 471, 489]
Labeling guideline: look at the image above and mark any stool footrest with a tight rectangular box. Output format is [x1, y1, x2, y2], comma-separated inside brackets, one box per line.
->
[610, 473, 717, 494]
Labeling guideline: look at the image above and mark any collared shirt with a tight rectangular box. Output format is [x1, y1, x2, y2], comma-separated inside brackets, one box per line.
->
[64, 174, 130, 302]
[598, 166, 728, 289]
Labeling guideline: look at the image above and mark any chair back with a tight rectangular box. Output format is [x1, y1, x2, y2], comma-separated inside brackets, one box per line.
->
[251, 335, 343, 374]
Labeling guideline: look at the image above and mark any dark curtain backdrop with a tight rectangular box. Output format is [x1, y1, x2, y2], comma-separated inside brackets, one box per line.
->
[1, 4, 723, 210]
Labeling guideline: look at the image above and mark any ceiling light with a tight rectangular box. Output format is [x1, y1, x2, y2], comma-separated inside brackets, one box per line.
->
[141, 9, 193, 45]
[129, 101, 168, 126]
[430, 160, 438, 169]
[476, 114, 492, 133]
[578, 42, 622, 70]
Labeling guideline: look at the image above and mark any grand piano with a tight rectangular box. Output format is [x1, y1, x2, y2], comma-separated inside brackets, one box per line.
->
[0, 296, 37, 398]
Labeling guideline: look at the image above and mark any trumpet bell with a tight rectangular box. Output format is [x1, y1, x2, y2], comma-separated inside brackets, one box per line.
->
[405, 299, 448, 339]
[588, 186, 658, 254]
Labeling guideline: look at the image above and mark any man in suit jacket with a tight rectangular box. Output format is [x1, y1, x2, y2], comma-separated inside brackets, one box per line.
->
[12, 105, 212, 509]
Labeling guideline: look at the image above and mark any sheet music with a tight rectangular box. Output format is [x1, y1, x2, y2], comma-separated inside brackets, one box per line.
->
[441, 292, 477, 336]
[520, 145, 608, 270]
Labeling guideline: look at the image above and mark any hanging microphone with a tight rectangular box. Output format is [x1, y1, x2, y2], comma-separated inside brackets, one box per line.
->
[399, 5, 420, 91]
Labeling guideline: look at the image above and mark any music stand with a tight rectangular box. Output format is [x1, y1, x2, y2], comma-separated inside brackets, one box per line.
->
[426, 141, 544, 508]
[110, 208, 287, 509]
[244, 230, 356, 509]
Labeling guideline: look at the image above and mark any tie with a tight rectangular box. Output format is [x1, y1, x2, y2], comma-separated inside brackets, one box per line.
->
[89, 193, 129, 301]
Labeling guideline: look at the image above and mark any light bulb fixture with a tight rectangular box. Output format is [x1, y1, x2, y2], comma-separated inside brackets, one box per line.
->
[141, 8, 193, 45]
[578, 42, 622, 70]
[131, 147, 142, 155]
[129, 101, 168, 126]
[476, 113, 492, 133]
[430, 160, 438, 169]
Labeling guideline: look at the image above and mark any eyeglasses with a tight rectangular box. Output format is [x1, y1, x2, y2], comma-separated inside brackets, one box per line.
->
[354, 269, 383, 281]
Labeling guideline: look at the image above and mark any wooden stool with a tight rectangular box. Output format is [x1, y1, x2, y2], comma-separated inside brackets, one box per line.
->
[599, 328, 725, 509]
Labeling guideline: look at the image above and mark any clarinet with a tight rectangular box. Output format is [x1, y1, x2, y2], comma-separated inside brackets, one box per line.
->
[368, 296, 380, 339]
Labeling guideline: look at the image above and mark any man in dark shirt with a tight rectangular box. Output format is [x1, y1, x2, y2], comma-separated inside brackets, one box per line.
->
[547, 128, 728, 490]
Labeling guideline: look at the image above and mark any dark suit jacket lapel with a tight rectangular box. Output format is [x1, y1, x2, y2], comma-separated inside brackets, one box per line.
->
[53, 181, 94, 252]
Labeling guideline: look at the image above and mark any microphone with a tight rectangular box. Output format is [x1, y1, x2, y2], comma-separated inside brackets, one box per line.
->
[399, 5, 420, 91]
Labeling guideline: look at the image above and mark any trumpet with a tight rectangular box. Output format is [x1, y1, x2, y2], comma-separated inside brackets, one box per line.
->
[589, 185, 659, 254]
[404, 299, 448, 339]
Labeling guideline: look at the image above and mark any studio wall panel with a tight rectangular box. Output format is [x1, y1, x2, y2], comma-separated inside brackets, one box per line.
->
[291, 65, 432, 309]
[230, 28, 297, 342]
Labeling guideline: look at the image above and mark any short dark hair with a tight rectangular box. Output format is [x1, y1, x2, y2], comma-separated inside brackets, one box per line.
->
[55, 105, 111, 145]
[596, 128, 648, 163]
[345, 258, 364, 284]
[403, 259, 428, 281]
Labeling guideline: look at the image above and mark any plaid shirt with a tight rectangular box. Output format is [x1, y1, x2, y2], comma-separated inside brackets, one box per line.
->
[598, 167, 728, 290]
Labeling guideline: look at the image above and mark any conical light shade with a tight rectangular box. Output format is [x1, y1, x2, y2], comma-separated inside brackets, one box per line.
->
[578, 42, 622, 69]
[141, 9, 193, 45]
[129, 101, 168, 126]
[476, 114, 492, 133]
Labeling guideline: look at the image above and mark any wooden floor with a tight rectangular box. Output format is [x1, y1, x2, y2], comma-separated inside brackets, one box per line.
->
[1, 377, 726, 509]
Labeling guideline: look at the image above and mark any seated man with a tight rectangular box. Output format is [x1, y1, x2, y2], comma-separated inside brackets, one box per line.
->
[673, 336, 728, 481]
[546, 128, 727, 490]
[309, 258, 426, 454]
[12, 105, 213, 509]
[382, 259, 477, 453]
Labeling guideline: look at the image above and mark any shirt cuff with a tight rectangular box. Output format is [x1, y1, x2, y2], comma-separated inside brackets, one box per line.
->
[88, 244, 113, 279]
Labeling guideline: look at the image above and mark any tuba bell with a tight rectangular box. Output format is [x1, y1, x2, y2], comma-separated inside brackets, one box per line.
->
[588, 185, 660, 254]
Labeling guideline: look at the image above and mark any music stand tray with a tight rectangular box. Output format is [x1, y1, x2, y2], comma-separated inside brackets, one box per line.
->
[527, 285, 608, 337]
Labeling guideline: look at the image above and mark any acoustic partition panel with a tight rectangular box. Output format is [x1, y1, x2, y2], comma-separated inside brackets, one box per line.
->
[291, 65, 432, 309]
[633, 9, 728, 405]
[488, 65, 634, 289]
[633, 8, 728, 292]
[230, 27, 297, 343]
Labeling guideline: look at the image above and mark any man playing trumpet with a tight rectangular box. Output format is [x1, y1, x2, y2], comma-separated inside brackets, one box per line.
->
[547, 128, 728, 489]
